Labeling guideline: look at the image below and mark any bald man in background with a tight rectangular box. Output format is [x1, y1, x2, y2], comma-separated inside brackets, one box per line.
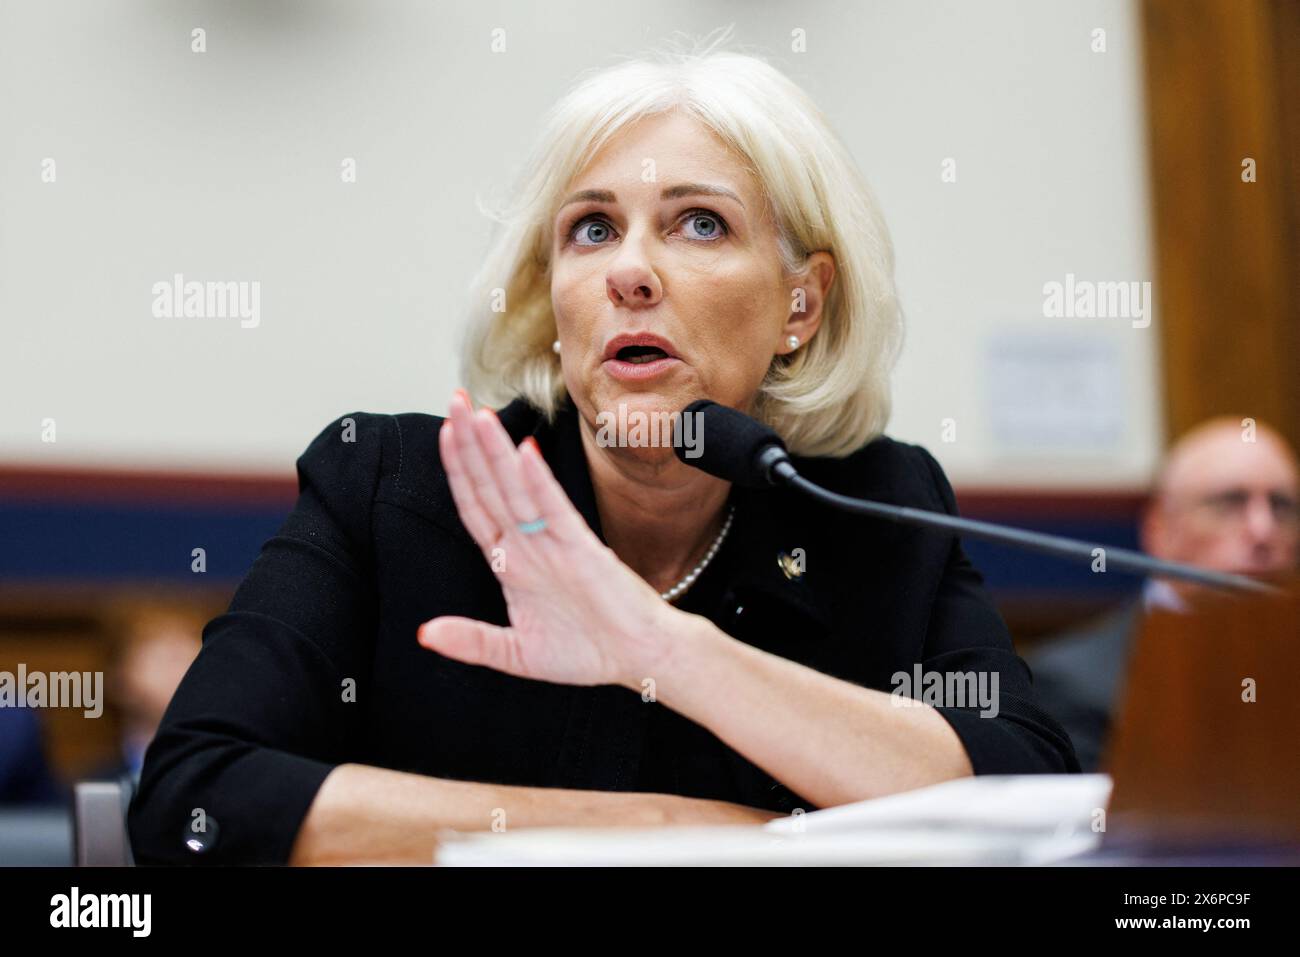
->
[1026, 417, 1300, 771]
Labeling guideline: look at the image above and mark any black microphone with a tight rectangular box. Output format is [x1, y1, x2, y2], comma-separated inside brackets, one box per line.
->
[674, 399, 1278, 595]
[675, 399, 794, 487]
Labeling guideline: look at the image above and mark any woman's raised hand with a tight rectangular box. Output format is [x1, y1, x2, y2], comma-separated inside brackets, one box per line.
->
[417, 390, 678, 689]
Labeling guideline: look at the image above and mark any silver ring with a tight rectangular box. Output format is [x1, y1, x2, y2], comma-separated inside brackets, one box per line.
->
[517, 517, 547, 535]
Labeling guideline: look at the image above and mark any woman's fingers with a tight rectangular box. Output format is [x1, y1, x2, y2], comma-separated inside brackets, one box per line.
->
[472, 407, 542, 529]
[518, 436, 589, 545]
[443, 390, 593, 566]
[438, 421, 500, 550]
[448, 393, 517, 540]
[418, 616, 520, 676]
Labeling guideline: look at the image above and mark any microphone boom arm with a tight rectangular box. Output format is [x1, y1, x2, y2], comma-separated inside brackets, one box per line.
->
[770, 460, 1279, 596]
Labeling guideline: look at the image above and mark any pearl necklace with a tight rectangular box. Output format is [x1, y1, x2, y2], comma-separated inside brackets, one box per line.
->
[660, 504, 736, 603]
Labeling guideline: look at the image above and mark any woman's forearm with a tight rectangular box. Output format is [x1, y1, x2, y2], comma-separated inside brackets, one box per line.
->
[288, 763, 781, 865]
[642, 615, 974, 810]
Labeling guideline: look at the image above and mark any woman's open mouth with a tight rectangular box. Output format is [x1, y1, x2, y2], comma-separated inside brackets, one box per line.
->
[602, 340, 681, 381]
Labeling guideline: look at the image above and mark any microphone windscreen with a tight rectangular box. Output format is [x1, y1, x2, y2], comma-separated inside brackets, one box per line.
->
[674, 399, 788, 487]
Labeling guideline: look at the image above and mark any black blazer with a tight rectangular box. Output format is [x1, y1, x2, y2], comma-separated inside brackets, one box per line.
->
[128, 396, 1079, 865]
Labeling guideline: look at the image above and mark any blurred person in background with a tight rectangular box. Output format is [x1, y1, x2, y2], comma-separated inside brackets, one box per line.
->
[1027, 416, 1300, 771]
[89, 603, 205, 784]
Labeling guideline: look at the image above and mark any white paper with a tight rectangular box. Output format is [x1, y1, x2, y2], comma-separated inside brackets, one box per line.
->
[434, 774, 1113, 867]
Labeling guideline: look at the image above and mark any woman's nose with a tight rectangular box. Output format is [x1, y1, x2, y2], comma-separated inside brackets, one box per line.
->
[606, 245, 662, 308]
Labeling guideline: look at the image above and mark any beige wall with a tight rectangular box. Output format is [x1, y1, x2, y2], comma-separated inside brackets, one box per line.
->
[0, 0, 1159, 486]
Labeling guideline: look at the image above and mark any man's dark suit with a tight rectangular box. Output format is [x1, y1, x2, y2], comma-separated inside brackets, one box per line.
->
[1024, 596, 1145, 772]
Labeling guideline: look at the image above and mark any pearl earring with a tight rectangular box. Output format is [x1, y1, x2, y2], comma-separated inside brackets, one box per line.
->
[552, 340, 562, 354]
[786, 335, 800, 350]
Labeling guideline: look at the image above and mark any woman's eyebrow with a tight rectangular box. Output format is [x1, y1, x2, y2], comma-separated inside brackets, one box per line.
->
[660, 182, 745, 207]
[557, 183, 745, 210]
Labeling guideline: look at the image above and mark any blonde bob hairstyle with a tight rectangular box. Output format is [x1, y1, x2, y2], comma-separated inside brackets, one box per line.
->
[461, 37, 903, 458]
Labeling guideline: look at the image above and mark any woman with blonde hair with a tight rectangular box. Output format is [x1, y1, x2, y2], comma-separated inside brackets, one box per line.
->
[130, 37, 1077, 866]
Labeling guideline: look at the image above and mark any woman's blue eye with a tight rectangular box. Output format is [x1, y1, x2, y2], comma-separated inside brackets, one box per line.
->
[572, 217, 614, 246]
[680, 209, 727, 240]
[567, 209, 728, 246]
